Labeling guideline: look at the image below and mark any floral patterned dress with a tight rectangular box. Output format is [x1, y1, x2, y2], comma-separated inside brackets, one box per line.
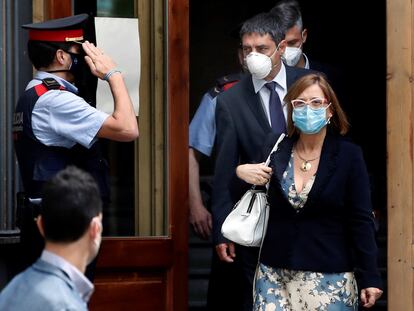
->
[253, 152, 358, 311]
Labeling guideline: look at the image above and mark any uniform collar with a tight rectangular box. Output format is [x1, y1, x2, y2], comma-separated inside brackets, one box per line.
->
[252, 62, 287, 93]
[34, 71, 79, 94]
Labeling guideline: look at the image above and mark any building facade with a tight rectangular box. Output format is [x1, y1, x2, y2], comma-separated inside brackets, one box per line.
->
[0, 0, 413, 310]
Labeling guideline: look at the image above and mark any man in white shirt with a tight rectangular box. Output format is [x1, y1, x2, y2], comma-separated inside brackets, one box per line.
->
[211, 12, 312, 310]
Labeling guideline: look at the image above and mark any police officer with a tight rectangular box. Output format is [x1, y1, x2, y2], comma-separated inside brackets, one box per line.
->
[189, 43, 246, 309]
[189, 50, 245, 240]
[13, 14, 138, 272]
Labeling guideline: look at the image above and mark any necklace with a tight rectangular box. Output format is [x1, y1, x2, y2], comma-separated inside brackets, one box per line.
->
[296, 150, 320, 172]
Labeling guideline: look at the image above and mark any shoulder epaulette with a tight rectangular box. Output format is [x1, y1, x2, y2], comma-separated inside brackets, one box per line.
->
[216, 73, 243, 87]
[42, 78, 62, 90]
[207, 72, 243, 98]
[207, 85, 222, 98]
[33, 78, 65, 97]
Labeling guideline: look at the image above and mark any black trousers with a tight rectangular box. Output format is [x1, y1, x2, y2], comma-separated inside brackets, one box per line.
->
[207, 245, 259, 311]
[207, 249, 242, 311]
[18, 200, 44, 272]
[235, 245, 260, 311]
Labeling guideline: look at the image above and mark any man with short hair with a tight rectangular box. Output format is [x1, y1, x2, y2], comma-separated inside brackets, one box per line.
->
[212, 12, 312, 310]
[271, 0, 309, 68]
[271, 0, 347, 107]
[15, 13, 138, 198]
[13, 14, 138, 269]
[0, 166, 103, 311]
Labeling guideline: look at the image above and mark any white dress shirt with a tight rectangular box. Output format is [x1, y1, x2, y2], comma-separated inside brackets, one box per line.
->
[251, 62, 288, 126]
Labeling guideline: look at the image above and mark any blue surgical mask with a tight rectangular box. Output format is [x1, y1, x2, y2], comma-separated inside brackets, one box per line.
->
[292, 104, 331, 134]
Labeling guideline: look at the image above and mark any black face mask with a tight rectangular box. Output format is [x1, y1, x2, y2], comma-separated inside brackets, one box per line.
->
[47, 48, 96, 102]
[47, 50, 85, 82]
[67, 51, 96, 103]
[65, 50, 85, 80]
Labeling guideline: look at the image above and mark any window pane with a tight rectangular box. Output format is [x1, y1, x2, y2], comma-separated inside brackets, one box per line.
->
[97, 0, 136, 18]
[75, 0, 168, 237]
[95, 0, 138, 236]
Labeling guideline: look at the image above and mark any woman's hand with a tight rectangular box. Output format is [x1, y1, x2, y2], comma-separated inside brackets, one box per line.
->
[236, 163, 272, 185]
[360, 287, 383, 308]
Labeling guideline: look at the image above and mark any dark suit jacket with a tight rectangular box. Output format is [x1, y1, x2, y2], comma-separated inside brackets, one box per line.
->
[211, 66, 311, 244]
[260, 132, 382, 290]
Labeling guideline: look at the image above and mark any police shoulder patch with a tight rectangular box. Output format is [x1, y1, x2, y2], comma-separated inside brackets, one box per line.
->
[42, 78, 61, 90]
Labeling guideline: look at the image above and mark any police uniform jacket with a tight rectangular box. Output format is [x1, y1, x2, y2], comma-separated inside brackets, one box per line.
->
[13, 72, 110, 199]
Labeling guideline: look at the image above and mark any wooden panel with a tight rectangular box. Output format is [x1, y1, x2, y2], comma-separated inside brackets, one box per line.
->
[167, 0, 189, 310]
[154, 0, 166, 237]
[387, 0, 414, 309]
[136, 0, 166, 236]
[90, 238, 172, 311]
[136, 0, 152, 235]
[96, 238, 173, 268]
[90, 271, 166, 311]
[45, 0, 72, 19]
[33, 0, 46, 23]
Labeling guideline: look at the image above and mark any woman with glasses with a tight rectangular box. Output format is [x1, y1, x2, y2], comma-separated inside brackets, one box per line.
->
[235, 73, 383, 310]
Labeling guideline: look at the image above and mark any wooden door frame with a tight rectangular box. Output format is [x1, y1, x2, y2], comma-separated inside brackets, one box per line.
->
[166, 0, 189, 308]
[45, 0, 189, 310]
[387, 0, 414, 310]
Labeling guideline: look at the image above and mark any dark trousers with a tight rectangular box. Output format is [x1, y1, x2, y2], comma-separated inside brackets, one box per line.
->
[235, 245, 260, 311]
[18, 200, 44, 272]
[207, 249, 243, 311]
[207, 245, 259, 311]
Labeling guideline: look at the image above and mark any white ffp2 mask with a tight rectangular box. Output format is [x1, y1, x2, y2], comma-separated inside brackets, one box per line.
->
[282, 45, 303, 66]
[245, 47, 278, 80]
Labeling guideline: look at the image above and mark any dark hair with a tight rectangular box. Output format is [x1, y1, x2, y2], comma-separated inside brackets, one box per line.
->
[285, 73, 349, 136]
[270, 0, 303, 35]
[240, 12, 284, 45]
[41, 166, 102, 243]
[27, 41, 74, 70]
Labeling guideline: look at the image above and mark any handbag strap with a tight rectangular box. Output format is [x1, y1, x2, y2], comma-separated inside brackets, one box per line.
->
[252, 135, 286, 298]
[250, 133, 286, 191]
[264, 133, 286, 167]
[252, 199, 269, 298]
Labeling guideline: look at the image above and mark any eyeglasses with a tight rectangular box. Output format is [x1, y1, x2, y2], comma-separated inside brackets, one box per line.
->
[291, 97, 328, 109]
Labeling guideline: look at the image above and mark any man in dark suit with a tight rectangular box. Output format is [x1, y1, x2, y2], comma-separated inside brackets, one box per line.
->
[211, 12, 311, 310]
[271, 0, 349, 115]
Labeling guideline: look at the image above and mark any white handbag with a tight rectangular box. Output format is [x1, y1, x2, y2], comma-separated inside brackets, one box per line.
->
[221, 133, 285, 247]
[221, 188, 269, 247]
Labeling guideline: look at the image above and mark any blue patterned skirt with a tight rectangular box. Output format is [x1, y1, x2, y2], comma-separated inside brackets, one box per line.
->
[253, 263, 358, 311]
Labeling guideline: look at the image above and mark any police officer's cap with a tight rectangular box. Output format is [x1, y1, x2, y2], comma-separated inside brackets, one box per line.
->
[22, 14, 88, 43]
